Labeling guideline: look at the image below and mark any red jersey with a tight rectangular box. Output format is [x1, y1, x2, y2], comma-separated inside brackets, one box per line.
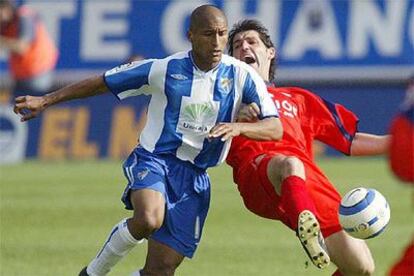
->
[389, 107, 414, 183]
[227, 86, 359, 175]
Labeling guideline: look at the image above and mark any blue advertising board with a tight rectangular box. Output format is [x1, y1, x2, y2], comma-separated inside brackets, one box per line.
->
[0, 0, 412, 162]
[1, 0, 413, 81]
[0, 84, 405, 163]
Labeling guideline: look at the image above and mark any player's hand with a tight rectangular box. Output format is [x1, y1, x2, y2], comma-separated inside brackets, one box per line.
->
[237, 103, 260, 122]
[13, 95, 47, 122]
[208, 122, 241, 142]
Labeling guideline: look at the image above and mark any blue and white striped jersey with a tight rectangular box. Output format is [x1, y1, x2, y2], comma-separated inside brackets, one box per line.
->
[104, 51, 278, 169]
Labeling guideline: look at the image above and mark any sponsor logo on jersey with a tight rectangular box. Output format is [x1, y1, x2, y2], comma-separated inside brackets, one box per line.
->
[180, 102, 216, 134]
[274, 99, 298, 118]
[170, 73, 188, 80]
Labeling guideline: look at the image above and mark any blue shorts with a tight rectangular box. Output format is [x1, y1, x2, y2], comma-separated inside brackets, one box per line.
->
[121, 147, 211, 258]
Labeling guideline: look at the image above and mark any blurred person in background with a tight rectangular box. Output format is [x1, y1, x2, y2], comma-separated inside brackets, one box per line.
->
[13, 5, 282, 276]
[388, 75, 413, 276]
[226, 19, 390, 275]
[388, 75, 414, 183]
[0, 0, 58, 97]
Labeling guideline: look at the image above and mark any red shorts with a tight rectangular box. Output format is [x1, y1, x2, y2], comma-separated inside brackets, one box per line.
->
[235, 153, 342, 238]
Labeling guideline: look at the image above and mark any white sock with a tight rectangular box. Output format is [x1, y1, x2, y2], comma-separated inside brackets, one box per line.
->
[86, 219, 143, 276]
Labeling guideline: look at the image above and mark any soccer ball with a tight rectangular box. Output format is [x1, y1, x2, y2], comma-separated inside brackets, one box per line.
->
[339, 187, 390, 239]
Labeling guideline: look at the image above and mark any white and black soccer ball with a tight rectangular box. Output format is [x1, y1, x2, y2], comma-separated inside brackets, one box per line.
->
[339, 187, 390, 239]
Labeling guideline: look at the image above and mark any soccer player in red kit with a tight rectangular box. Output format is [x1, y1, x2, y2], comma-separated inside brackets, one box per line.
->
[226, 19, 390, 275]
[389, 77, 414, 183]
[388, 77, 413, 276]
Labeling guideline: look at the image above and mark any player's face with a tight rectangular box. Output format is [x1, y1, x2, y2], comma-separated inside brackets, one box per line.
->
[188, 17, 228, 71]
[232, 30, 275, 81]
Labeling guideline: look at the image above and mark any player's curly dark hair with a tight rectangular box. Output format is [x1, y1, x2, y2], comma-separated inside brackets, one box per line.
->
[228, 19, 277, 82]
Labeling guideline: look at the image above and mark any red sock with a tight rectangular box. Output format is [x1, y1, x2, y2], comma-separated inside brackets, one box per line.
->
[279, 175, 317, 230]
[332, 269, 343, 276]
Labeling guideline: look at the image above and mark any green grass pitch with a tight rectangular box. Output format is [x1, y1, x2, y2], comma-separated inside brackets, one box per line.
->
[1, 157, 412, 275]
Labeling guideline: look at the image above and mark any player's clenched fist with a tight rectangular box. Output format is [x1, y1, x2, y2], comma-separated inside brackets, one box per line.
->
[13, 95, 47, 122]
[237, 103, 260, 122]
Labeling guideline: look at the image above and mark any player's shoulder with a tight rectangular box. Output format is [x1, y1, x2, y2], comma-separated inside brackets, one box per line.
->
[221, 54, 259, 75]
[146, 51, 191, 72]
[270, 86, 320, 99]
[165, 51, 190, 61]
[271, 86, 313, 94]
[105, 58, 156, 76]
[153, 51, 190, 65]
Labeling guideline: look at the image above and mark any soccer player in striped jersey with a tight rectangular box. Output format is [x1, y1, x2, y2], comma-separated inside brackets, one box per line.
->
[226, 19, 390, 275]
[13, 6, 282, 276]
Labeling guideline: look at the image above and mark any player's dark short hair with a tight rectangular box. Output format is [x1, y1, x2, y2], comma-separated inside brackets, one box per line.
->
[228, 19, 277, 82]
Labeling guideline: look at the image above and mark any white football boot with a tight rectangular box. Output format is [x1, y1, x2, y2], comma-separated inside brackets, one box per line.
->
[297, 210, 330, 269]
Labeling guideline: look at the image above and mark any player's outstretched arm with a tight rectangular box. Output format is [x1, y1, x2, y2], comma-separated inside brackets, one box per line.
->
[14, 75, 108, 122]
[350, 132, 390, 156]
[208, 117, 282, 142]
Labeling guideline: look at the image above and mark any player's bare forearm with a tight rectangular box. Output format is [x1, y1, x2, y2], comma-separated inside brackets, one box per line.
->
[238, 117, 282, 140]
[44, 75, 108, 107]
[209, 117, 282, 141]
[14, 75, 108, 121]
[350, 132, 390, 156]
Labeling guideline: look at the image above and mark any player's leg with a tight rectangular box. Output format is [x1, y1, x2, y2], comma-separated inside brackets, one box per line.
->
[138, 157, 211, 275]
[129, 239, 185, 276]
[264, 154, 329, 268]
[83, 188, 165, 276]
[266, 155, 318, 228]
[81, 148, 168, 276]
[325, 230, 375, 275]
[306, 170, 375, 275]
[265, 154, 305, 194]
[127, 189, 165, 239]
[140, 238, 185, 275]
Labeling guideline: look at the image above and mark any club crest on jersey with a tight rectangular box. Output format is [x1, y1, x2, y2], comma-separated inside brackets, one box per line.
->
[137, 168, 150, 180]
[220, 78, 233, 93]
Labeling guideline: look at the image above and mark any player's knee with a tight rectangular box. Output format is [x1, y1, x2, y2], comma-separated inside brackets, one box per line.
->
[281, 156, 304, 178]
[131, 212, 163, 237]
[345, 266, 375, 276]
[140, 212, 163, 233]
[357, 259, 375, 276]
[340, 258, 375, 276]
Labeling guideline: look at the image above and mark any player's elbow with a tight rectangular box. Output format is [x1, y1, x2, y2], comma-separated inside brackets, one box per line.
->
[264, 117, 283, 141]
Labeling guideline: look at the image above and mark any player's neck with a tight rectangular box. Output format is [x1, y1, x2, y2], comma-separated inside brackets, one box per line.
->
[190, 51, 220, 72]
